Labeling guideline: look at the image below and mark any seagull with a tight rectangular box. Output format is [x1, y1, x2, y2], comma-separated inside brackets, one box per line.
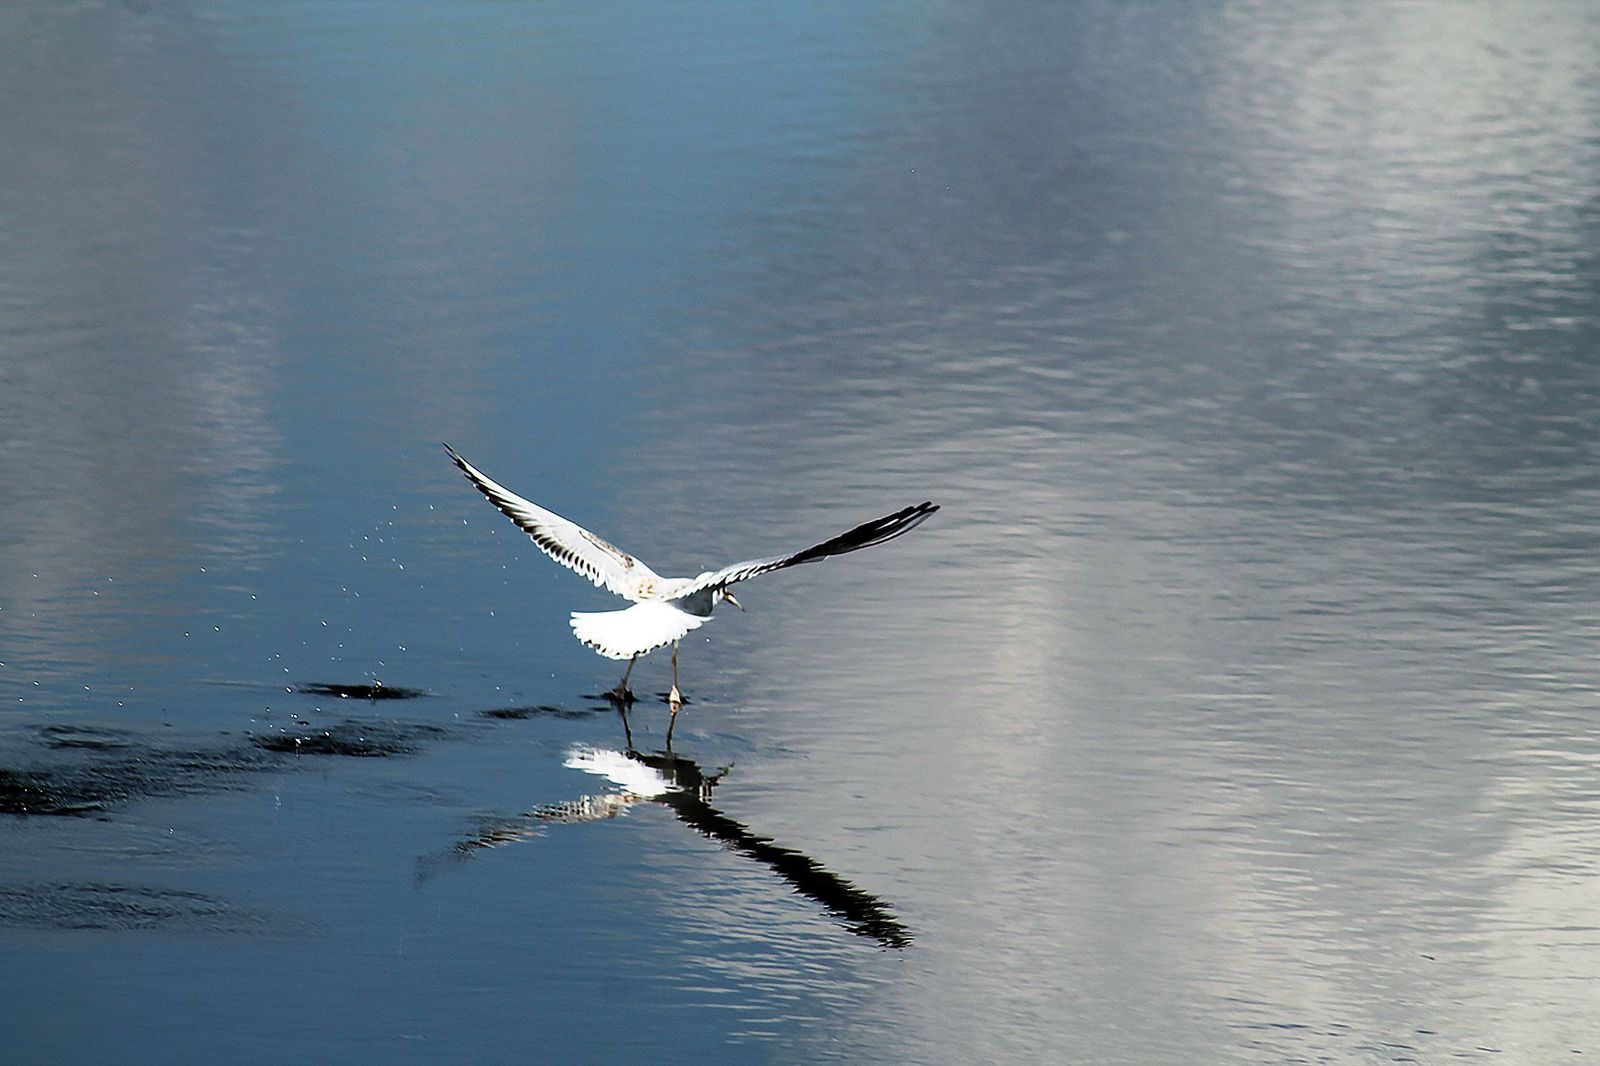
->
[443, 443, 938, 712]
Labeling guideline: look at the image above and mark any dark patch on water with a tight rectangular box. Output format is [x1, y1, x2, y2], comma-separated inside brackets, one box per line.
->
[249, 720, 446, 757]
[479, 704, 602, 721]
[0, 882, 273, 933]
[0, 745, 276, 817]
[2, 718, 450, 816]
[295, 682, 429, 700]
[36, 724, 136, 752]
[0, 767, 110, 816]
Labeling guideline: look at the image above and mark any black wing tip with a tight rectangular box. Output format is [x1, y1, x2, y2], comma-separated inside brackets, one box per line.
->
[890, 501, 938, 522]
[862, 501, 938, 545]
[782, 501, 939, 568]
[442, 445, 506, 509]
[885, 501, 939, 529]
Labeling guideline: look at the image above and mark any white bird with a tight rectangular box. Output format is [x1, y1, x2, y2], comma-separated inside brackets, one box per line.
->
[443, 443, 938, 711]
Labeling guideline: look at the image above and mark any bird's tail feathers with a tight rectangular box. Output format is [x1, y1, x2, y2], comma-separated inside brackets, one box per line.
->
[570, 601, 707, 660]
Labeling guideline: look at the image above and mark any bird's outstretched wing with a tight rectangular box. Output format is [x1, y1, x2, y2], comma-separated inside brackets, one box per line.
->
[673, 502, 939, 598]
[444, 443, 661, 599]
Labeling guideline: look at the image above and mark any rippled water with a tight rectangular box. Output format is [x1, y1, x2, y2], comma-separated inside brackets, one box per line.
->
[4, 3, 1600, 1063]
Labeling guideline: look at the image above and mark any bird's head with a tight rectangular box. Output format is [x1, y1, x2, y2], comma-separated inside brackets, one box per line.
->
[719, 588, 743, 611]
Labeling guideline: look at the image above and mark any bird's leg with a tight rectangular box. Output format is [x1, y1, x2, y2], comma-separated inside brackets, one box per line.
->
[607, 655, 638, 703]
[665, 645, 683, 749]
[617, 704, 636, 752]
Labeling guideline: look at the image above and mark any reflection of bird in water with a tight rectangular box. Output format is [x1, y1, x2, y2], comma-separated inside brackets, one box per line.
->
[443, 443, 937, 717]
[426, 725, 912, 949]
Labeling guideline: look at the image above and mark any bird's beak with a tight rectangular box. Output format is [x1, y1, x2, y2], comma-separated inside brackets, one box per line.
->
[720, 590, 744, 611]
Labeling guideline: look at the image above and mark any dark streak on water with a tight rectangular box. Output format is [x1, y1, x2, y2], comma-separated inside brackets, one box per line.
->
[1, 703, 442, 816]
[643, 748, 914, 949]
[0, 883, 271, 934]
[477, 704, 607, 721]
[0, 741, 275, 817]
[295, 682, 431, 701]
[37, 724, 136, 752]
[250, 720, 445, 757]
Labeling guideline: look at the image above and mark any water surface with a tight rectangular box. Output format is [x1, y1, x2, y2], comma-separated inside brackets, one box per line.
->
[4, 3, 1600, 1063]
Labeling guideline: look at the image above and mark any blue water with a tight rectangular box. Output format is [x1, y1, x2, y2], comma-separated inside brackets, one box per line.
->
[5, 3, 1600, 1063]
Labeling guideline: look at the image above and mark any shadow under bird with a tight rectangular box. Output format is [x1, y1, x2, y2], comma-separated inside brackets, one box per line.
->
[443, 443, 938, 715]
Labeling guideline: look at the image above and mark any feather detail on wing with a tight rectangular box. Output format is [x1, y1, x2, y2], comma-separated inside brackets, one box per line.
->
[674, 501, 939, 598]
[444, 443, 660, 599]
[570, 601, 708, 660]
